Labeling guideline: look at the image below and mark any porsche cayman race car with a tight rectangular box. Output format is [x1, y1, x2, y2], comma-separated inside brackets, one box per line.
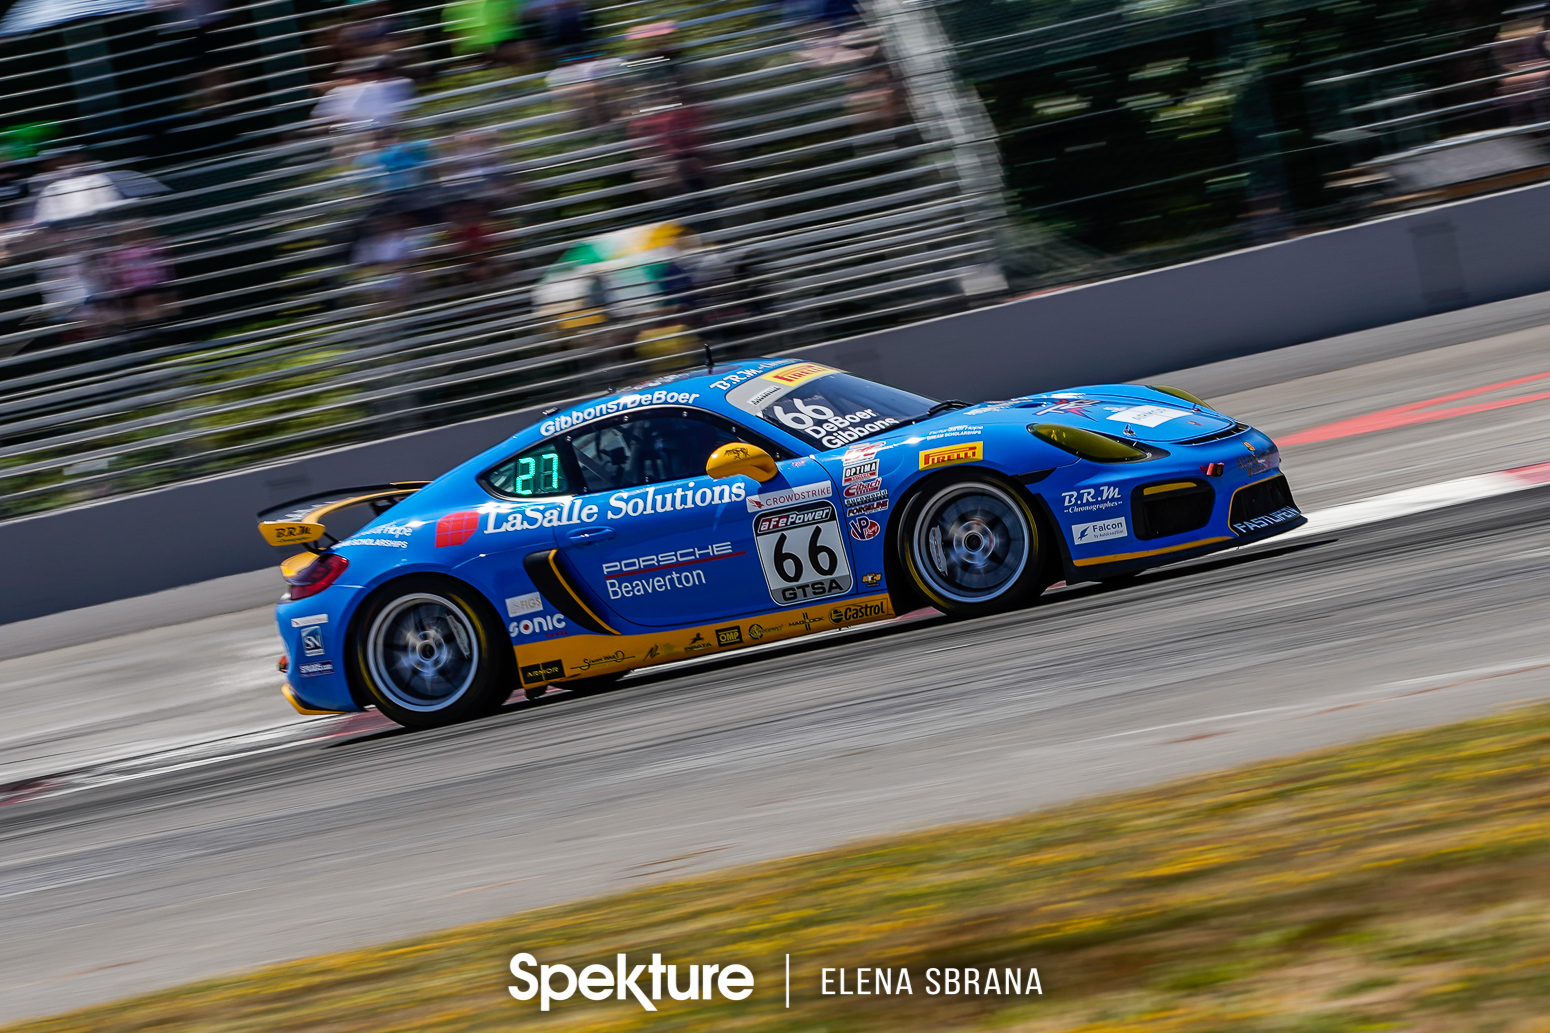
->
[259, 359, 1304, 728]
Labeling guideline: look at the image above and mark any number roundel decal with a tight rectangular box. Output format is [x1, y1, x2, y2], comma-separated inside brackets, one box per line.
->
[752, 501, 853, 605]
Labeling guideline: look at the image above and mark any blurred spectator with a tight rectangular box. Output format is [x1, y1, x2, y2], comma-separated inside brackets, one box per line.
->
[352, 212, 420, 311]
[633, 316, 701, 372]
[104, 222, 179, 329]
[546, 55, 623, 127]
[524, 0, 595, 64]
[313, 58, 418, 131]
[354, 128, 438, 195]
[1493, 15, 1550, 125]
[156, 0, 233, 109]
[443, 129, 517, 203]
[337, 1, 401, 59]
[818, 0, 862, 28]
[846, 62, 901, 156]
[0, 161, 28, 225]
[442, 0, 538, 70]
[623, 20, 687, 92]
[783, 0, 860, 28]
[38, 243, 111, 339]
[447, 199, 499, 282]
[797, 24, 878, 70]
[628, 88, 709, 198]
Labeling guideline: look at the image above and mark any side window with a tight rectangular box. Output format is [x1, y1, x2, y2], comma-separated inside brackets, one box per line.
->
[571, 413, 747, 492]
[482, 441, 572, 499]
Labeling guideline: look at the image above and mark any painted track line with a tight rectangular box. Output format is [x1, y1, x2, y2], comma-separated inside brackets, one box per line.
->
[1275, 460, 1550, 542]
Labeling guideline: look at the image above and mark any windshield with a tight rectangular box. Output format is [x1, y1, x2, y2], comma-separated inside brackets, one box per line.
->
[724, 363, 935, 451]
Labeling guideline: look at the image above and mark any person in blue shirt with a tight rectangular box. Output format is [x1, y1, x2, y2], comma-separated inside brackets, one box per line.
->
[354, 128, 438, 196]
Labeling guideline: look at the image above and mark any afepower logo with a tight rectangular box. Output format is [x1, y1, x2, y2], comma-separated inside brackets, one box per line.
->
[510, 953, 754, 1012]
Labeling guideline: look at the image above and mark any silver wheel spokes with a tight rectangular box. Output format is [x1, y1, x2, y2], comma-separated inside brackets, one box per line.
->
[368, 594, 480, 711]
[915, 485, 1030, 603]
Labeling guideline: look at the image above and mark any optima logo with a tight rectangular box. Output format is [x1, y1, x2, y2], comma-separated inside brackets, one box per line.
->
[510, 953, 754, 1012]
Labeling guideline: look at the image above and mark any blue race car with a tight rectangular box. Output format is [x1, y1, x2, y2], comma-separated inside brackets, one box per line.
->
[259, 359, 1304, 728]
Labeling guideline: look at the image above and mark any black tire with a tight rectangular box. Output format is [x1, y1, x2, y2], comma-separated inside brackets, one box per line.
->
[348, 575, 515, 729]
[896, 473, 1046, 617]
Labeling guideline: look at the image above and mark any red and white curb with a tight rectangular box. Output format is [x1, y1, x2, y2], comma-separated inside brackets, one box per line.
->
[1276, 460, 1550, 542]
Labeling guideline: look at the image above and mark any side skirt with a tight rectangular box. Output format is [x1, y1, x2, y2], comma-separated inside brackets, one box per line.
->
[512, 594, 896, 689]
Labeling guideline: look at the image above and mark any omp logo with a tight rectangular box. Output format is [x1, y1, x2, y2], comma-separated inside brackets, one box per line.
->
[715, 626, 742, 647]
[830, 600, 888, 624]
[918, 442, 983, 470]
[762, 361, 831, 386]
[436, 510, 480, 547]
[520, 659, 564, 685]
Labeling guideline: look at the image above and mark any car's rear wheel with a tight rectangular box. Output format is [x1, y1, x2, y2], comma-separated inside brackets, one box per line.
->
[350, 576, 514, 729]
[897, 474, 1045, 617]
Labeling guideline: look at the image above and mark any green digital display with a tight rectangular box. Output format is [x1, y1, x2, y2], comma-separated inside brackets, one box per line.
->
[511, 451, 564, 496]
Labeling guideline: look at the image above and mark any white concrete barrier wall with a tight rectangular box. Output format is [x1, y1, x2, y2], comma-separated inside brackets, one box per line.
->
[6, 180, 1550, 624]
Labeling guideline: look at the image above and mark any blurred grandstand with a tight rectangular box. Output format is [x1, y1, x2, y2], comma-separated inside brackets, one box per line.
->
[0, 0, 1540, 518]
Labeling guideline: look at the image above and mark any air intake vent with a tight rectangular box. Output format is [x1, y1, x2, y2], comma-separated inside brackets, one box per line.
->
[1229, 475, 1300, 535]
[1178, 422, 1250, 445]
[1133, 480, 1214, 540]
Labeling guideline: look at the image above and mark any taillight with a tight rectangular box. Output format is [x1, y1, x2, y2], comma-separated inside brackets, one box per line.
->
[286, 552, 349, 600]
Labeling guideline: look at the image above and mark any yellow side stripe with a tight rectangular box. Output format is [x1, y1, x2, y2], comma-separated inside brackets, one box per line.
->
[547, 550, 620, 636]
[1072, 536, 1234, 567]
[1142, 481, 1200, 495]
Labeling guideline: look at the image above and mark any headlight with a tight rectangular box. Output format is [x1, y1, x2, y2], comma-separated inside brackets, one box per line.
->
[1029, 424, 1156, 462]
[1148, 384, 1210, 408]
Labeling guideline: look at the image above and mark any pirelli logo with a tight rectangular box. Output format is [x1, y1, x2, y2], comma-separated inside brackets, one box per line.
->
[918, 441, 984, 470]
[762, 362, 831, 386]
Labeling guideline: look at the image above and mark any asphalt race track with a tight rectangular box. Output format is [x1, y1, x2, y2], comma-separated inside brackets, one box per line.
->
[4, 304, 1550, 1022]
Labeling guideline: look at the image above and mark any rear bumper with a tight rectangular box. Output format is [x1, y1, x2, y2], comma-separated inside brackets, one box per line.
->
[281, 681, 356, 716]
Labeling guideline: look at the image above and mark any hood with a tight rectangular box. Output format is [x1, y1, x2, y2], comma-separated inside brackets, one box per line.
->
[957, 386, 1237, 444]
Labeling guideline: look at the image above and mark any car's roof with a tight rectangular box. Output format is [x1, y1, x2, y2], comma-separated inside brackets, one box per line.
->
[614, 357, 802, 398]
[444, 358, 812, 483]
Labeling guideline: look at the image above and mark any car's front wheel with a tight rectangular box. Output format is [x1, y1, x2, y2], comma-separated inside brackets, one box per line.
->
[897, 474, 1046, 617]
[349, 576, 514, 729]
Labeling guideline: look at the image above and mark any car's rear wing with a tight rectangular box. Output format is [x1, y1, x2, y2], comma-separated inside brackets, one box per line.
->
[256, 482, 429, 550]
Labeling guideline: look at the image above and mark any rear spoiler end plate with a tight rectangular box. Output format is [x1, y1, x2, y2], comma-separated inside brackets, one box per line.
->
[257, 482, 429, 549]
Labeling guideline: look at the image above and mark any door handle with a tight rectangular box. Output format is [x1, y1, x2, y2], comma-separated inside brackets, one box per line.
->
[566, 526, 616, 543]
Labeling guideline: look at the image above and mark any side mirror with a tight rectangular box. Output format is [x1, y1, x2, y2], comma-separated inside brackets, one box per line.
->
[706, 442, 778, 483]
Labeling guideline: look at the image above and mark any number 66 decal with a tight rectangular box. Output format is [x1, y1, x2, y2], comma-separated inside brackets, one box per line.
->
[753, 501, 854, 605]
